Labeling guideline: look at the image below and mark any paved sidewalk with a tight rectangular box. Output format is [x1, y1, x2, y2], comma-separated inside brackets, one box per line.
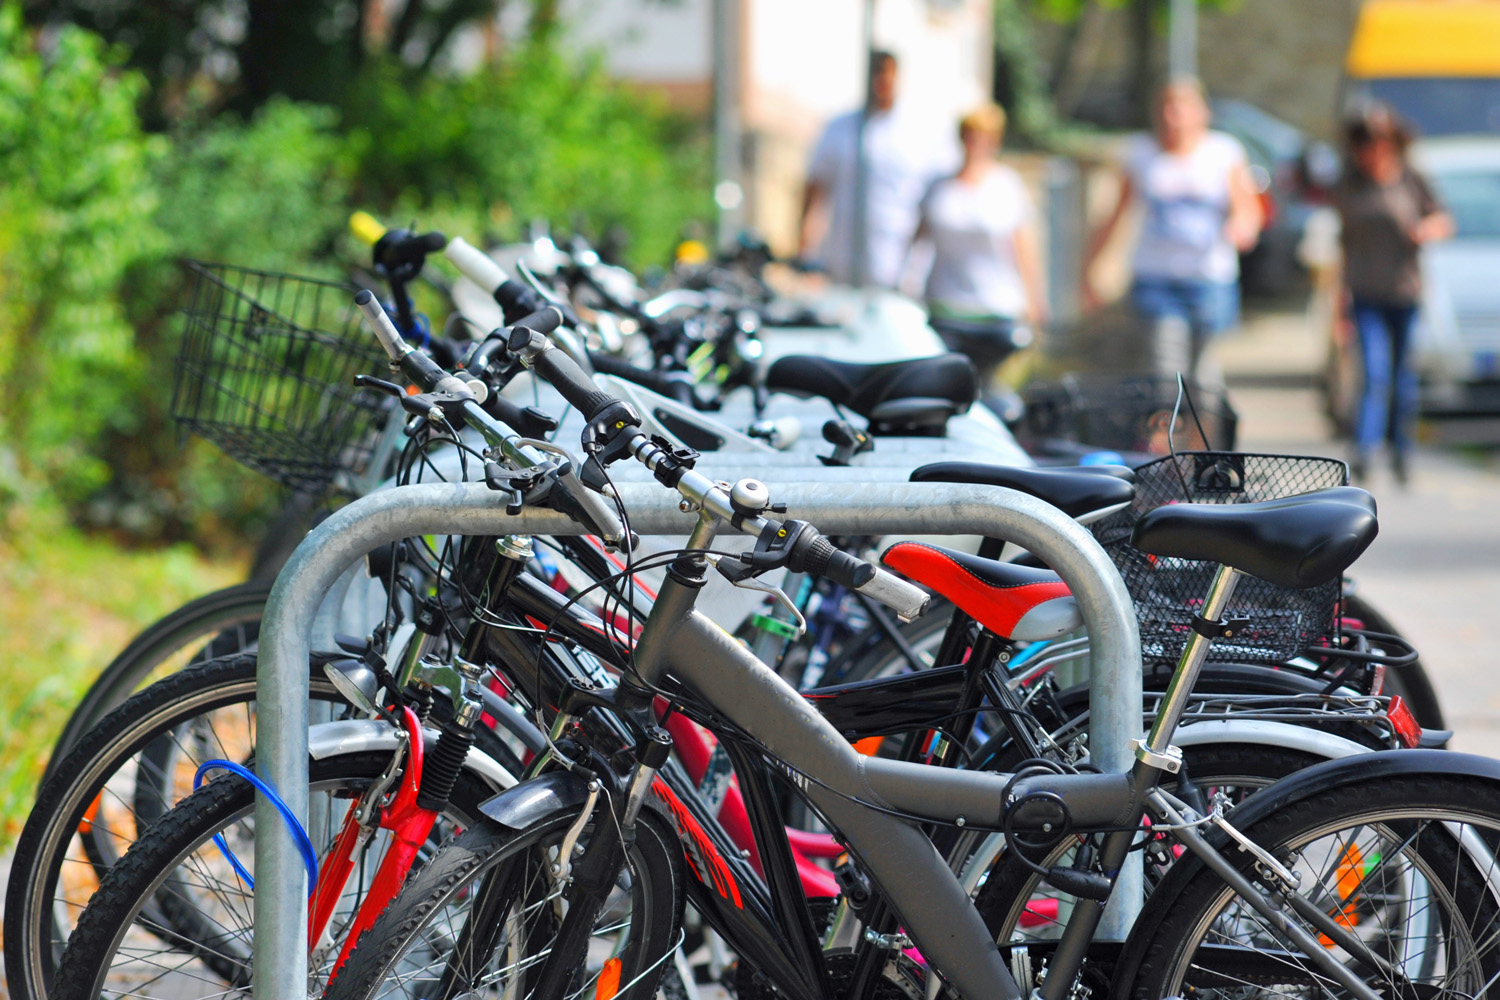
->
[1213, 307, 1500, 756]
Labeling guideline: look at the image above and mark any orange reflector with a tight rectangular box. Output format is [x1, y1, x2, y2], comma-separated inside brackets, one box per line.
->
[1319, 842, 1365, 947]
[596, 956, 622, 1000]
[852, 736, 884, 756]
[78, 793, 103, 836]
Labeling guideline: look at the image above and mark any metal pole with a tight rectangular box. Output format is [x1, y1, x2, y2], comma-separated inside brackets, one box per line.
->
[255, 480, 1144, 996]
[712, 0, 744, 248]
[1168, 0, 1197, 79]
[851, 0, 875, 288]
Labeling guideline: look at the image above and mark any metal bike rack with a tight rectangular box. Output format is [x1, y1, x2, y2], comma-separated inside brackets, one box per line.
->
[253, 480, 1142, 999]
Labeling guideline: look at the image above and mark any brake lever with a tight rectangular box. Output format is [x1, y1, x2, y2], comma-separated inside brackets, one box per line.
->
[712, 557, 806, 639]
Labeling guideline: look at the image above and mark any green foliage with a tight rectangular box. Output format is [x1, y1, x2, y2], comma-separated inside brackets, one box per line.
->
[0, 4, 710, 542]
[0, 5, 164, 509]
[344, 45, 711, 268]
[155, 99, 352, 271]
[1028, 0, 1235, 22]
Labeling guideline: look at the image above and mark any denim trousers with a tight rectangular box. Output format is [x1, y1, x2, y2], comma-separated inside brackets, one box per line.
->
[1130, 279, 1240, 377]
[1350, 298, 1419, 457]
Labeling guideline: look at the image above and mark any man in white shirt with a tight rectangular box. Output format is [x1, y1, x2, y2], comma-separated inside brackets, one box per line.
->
[798, 52, 954, 288]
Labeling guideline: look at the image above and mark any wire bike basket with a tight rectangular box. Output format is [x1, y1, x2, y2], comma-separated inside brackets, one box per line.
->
[1020, 374, 1239, 456]
[170, 261, 388, 495]
[1090, 452, 1350, 664]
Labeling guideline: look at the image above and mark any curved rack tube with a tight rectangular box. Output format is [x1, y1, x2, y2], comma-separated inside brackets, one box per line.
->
[253, 480, 1142, 999]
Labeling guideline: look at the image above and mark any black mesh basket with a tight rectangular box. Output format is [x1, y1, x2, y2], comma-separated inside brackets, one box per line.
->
[1020, 374, 1238, 456]
[1090, 452, 1350, 664]
[170, 261, 388, 495]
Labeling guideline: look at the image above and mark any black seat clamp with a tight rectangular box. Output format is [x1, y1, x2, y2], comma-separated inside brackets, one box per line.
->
[1190, 614, 1253, 640]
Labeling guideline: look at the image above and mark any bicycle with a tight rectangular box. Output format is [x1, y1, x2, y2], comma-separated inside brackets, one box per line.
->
[301, 306, 1500, 1000]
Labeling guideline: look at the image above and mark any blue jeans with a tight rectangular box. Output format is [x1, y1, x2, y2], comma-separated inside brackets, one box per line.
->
[1130, 279, 1240, 376]
[1350, 299, 1419, 457]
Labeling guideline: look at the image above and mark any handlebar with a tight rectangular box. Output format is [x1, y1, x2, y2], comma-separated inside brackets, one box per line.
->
[507, 318, 616, 421]
[504, 321, 928, 621]
[445, 237, 583, 329]
[353, 288, 626, 547]
[589, 353, 698, 407]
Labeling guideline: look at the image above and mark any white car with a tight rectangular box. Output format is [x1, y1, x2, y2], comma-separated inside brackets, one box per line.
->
[1411, 137, 1500, 409]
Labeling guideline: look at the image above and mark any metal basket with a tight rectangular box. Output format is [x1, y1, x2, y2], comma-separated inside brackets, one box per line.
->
[170, 261, 388, 495]
[1090, 452, 1350, 664]
[1020, 374, 1238, 456]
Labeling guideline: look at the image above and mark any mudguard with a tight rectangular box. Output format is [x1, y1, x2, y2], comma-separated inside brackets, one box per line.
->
[478, 769, 592, 831]
[1110, 749, 1500, 1000]
[306, 719, 518, 790]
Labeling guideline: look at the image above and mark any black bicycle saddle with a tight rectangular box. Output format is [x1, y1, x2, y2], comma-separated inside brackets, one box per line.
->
[909, 462, 1136, 520]
[764, 354, 977, 433]
[1131, 486, 1378, 590]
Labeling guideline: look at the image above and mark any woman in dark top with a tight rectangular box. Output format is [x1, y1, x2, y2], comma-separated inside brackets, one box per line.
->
[1333, 105, 1453, 483]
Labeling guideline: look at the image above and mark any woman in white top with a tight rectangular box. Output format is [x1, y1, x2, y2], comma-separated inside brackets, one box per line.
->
[1084, 78, 1263, 378]
[910, 104, 1047, 386]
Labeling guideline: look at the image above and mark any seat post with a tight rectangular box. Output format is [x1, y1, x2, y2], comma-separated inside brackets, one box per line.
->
[1143, 564, 1242, 755]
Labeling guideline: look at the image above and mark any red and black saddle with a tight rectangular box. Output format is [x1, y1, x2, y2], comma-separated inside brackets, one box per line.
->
[880, 542, 1082, 641]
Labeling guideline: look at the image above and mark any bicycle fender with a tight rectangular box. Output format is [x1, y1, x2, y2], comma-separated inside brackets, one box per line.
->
[306, 719, 518, 791]
[478, 770, 592, 832]
[1171, 718, 1374, 759]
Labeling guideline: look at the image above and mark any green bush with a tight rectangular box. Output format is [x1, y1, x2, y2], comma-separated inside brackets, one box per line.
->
[0, 5, 163, 512]
[344, 45, 711, 269]
[1, 7, 711, 546]
[93, 99, 355, 544]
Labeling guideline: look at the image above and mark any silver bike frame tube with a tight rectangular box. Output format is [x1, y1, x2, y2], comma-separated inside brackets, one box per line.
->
[254, 480, 1140, 1000]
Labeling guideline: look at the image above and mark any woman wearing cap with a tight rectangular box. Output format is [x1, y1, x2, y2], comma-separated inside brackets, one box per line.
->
[910, 103, 1047, 391]
[1333, 104, 1453, 484]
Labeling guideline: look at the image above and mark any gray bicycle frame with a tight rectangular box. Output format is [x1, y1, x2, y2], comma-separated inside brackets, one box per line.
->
[253, 479, 1144, 1000]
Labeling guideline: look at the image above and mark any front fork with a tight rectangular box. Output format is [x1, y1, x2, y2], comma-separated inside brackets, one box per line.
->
[528, 725, 675, 1000]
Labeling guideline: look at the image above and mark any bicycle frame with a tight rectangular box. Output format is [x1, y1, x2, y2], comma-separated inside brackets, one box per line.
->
[614, 549, 1397, 1000]
[253, 479, 1146, 1000]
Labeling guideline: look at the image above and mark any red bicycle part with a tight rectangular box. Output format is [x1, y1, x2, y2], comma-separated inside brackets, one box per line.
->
[313, 706, 443, 981]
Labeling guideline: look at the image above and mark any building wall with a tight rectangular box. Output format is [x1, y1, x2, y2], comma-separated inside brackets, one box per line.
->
[743, 0, 993, 250]
[1034, 0, 1365, 140]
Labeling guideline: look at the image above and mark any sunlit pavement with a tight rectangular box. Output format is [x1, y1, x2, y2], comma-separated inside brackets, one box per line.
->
[1214, 305, 1500, 757]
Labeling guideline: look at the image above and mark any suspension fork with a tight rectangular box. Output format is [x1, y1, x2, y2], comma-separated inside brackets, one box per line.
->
[313, 707, 442, 978]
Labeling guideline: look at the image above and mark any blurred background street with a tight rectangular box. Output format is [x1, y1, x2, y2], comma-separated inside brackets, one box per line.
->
[1218, 303, 1500, 756]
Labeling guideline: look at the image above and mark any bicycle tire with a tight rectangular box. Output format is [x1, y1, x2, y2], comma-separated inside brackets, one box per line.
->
[1123, 772, 1500, 1000]
[49, 751, 499, 1000]
[5, 652, 524, 1000]
[324, 806, 685, 1000]
[41, 581, 271, 787]
[5, 653, 338, 1000]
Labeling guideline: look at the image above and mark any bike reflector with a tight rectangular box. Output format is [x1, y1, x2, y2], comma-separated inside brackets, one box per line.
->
[1387, 695, 1422, 749]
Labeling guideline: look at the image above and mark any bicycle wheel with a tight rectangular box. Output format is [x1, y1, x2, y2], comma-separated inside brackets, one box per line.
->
[5, 652, 519, 1000]
[42, 581, 270, 785]
[324, 806, 685, 1000]
[5, 653, 337, 1000]
[1125, 772, 1500, 1000]
[49, 751, 499, 1000]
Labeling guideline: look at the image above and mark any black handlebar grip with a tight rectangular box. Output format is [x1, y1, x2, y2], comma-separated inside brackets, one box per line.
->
[494, 281, 545, 325]
[507, 318, 617, 421]
[511, 307, 563, 338]
[792, 532, 876, 590]
[486, 394, 558, 439]
[589, 353, 697, 406]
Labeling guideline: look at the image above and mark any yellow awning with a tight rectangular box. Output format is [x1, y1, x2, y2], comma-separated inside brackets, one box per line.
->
[1347, 0, 1500, 77]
